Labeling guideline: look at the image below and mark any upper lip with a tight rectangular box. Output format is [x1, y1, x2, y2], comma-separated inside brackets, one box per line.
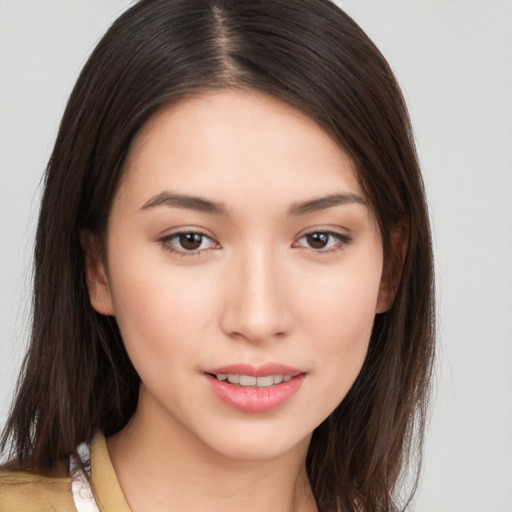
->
[205, 363, 304, 377]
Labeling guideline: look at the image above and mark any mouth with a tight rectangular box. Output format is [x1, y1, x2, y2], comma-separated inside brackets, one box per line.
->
[204, 363, 305, 413]
[209, 373, 294, 387]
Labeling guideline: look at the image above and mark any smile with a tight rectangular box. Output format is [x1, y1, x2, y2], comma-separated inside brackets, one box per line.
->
[214, 374, 293, 387]
[204, 363, 305, 413]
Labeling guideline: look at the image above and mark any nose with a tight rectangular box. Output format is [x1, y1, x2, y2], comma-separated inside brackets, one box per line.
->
[219, 244, 291, 344]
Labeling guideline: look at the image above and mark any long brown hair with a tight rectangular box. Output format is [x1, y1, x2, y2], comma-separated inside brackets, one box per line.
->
[1, 1, 435, 510]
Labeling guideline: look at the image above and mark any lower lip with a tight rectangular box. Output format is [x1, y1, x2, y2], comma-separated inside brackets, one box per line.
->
[205, 374, 305, 413]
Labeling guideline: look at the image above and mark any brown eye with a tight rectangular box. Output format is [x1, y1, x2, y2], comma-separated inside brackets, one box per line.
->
[306, 232, 329, 249]
[295, 230, 353, 254]
[160, 231, 219, 256]
[179, 233, 204, 251]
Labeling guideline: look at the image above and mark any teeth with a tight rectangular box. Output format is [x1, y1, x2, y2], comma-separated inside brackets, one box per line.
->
[239, 375, 257, 386]
[215, 373, 294, 387]
[227, 374, 240, 384]
[256, 375, 274, 387]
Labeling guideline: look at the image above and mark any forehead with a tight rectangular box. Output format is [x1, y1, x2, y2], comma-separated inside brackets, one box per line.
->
[118, 89, 364, 211]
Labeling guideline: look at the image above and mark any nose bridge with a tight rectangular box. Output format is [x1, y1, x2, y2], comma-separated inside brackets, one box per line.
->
[220, 239, 289, 343]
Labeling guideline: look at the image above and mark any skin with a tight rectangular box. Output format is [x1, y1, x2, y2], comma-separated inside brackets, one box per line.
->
[84, 89, 393, 512]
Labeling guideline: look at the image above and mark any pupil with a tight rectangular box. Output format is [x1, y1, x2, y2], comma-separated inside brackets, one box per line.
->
[180, 233, 202, 250]
[307, 233, 328, 249]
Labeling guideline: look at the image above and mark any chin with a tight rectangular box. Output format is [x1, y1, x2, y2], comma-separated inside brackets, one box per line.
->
[196, 423, 313, 462]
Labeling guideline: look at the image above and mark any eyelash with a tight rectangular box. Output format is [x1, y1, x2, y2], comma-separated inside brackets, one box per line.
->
[158, 230, 353, 258]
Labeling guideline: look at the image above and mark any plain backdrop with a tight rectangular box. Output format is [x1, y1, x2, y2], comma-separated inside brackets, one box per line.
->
[1, 1, 511, 510]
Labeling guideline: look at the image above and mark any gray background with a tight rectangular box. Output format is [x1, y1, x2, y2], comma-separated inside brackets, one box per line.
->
[1, 1, 511, 510]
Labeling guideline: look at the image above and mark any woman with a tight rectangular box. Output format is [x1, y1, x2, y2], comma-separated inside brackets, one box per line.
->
[0, 1, 435, 511]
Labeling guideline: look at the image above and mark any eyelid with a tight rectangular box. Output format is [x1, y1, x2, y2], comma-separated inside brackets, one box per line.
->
[293, 229, 353, 254]
[157, 226, 353, 258]
[157, 229, 220, 257]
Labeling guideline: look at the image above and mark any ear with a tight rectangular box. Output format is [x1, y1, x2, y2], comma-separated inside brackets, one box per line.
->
[80, 231, 115, 316]
[376, 218, 409, 313]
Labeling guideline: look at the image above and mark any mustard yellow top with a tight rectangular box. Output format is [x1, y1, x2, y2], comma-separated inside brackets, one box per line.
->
[0, 434, 132, 512]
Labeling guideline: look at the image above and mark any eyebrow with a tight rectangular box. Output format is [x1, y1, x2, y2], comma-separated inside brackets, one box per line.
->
[141, 192, 230, 216]
[140, 191, 366, 216]
[287, 192, 366, 216]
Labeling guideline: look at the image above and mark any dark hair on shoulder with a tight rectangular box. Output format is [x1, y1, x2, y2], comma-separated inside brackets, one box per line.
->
[1, 1, 435, 510]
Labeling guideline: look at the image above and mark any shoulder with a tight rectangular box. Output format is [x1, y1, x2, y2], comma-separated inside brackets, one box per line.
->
[0, 467, 76, 512]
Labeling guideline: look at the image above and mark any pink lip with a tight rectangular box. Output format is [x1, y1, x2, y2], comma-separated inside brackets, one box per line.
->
[206, 363, 303, 377]
[204, 363, 305, 413]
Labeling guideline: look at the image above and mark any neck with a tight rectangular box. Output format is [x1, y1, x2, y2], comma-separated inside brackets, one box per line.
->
[107, 388, 317, 512]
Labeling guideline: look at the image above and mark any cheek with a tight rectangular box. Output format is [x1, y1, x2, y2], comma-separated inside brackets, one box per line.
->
[106, 247, 217, 375]
[310, 289, 375, 376]
[297, 256, 382, 394]
[300, 256, 381, 339]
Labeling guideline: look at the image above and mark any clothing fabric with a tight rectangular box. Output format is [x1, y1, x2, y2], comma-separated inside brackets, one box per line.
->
[69, 442, 99, 512]
[0, 433, 131, 512]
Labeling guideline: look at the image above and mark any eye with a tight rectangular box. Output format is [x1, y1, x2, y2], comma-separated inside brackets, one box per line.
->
[159, 231, 219, 256]
[294, 230, 352, 254]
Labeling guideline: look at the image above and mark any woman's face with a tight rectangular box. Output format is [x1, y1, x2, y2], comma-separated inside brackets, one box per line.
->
[86, 89, 388, 460]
